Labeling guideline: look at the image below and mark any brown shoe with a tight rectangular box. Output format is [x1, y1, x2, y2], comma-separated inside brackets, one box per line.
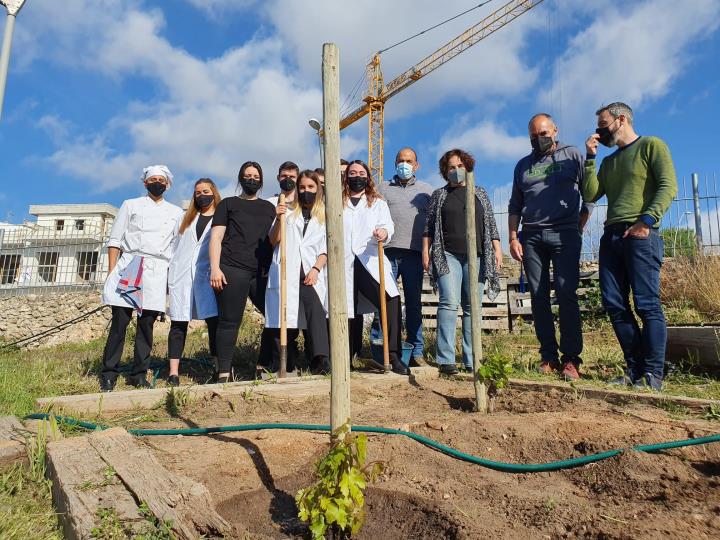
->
[410, 356, 427, 367]
[538, 360, 558, 374]
[561, 361, 580, 381]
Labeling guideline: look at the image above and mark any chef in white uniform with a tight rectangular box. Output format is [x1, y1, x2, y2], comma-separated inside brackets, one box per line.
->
[166, 178, 221, 386]
[265, 170, 330, 374]
[100, 165, 183, 392]
[342, 160, 407, 375]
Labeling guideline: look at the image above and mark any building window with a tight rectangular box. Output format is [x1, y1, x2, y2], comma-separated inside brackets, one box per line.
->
[37, 252, 59, 283]
[76, 251, 98, 281]
[55, 220, 65, 231]
[75, 219, 85, 231]
[0, 254, 21, 285]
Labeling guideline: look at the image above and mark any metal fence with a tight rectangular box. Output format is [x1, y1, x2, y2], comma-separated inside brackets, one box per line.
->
[1, 172, 717, 298]
[0, 221, 109, 298]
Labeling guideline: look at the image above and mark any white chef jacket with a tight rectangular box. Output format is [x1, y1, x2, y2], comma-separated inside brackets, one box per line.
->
[102, 196, 183, 313]
[343, 194, 399, 318]
[167, 215, 217, 321]
[265, 211, 328, 328]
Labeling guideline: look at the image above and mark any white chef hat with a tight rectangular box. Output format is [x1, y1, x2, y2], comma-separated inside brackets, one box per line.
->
[142, 165, 174, 186]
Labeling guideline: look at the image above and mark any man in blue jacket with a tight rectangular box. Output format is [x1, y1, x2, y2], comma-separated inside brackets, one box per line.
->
[509, 113, 593, 380]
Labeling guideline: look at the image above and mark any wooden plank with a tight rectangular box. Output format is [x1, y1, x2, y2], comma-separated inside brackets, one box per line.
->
[46, 433, 146, 540]
[421, 305, 508, 318]
[666, 326, 720, 367]
[36, 369, 435, 416]
[88, 428, 230, 539]
[423, 318, 507, 331]
[0, 416, 26, 467]
[453, 375, 719, 412]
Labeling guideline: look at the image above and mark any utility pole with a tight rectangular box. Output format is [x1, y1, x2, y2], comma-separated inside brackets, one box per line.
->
[0, 1, 27, 122]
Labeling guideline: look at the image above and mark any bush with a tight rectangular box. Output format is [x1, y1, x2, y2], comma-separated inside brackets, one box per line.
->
[661, 255, 720, 321]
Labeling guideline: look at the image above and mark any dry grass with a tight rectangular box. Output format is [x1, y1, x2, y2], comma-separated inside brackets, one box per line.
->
[661, 255, 720, 321]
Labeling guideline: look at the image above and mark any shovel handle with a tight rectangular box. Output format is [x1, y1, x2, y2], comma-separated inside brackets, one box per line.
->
[378, 240, 390, 371]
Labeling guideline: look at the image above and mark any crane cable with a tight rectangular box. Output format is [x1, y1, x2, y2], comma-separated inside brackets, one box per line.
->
[377, 0, 495, 55]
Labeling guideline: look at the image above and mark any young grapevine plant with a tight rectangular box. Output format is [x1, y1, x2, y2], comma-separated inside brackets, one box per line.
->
[296, 423, 384, 539]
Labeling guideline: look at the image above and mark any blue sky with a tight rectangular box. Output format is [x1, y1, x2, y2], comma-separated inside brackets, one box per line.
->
[1, 0, 719, 227]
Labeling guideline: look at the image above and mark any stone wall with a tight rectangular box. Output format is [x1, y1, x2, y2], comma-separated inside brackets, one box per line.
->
[0, 292, 203, 349]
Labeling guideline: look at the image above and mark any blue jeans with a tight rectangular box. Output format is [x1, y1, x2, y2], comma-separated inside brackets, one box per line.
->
[521, 229, 583, 362]
[599, 226, 666, 380]
[371, 248, 425, 358]
[435, 251, 484, 368]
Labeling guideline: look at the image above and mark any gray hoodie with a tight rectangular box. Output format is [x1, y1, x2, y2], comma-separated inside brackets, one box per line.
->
[509, 142, 593, 231]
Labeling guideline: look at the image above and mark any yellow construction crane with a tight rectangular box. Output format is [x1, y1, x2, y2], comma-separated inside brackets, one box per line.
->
[339, 0, 545, 181]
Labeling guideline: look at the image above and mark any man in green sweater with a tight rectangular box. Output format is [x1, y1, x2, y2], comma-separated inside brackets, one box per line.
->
[583, 102, 677, 390]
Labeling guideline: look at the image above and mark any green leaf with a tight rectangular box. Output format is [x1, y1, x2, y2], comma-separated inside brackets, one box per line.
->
[324, 500, 348, 529]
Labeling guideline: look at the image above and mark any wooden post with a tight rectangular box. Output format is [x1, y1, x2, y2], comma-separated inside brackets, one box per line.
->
[278, 193, 287, 378]
[377, 240, 390, 371]
[465, 171, 488, 413]
[323, 43, 351, 435]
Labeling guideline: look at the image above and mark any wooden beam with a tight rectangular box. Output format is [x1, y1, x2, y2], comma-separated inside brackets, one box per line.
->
[322, 42, 352, 435]
[46, 427, 230, 540]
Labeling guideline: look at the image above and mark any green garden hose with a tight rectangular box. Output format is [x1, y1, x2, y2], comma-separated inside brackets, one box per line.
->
[26, 413, 720, 473]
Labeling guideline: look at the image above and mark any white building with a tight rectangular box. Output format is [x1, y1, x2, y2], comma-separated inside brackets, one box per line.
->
[0, 204, 117, 293]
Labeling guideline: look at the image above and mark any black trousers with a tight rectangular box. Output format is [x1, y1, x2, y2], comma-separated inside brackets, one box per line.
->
[350, 258, 401, 363]
[267, 280, 330, 372]
[168, 317, 218, 359]
[215, 264, 263, 374]
[101, 306, 160, 382]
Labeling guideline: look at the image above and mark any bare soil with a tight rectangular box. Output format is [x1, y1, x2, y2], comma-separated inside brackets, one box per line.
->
[136, 377, 720, 539]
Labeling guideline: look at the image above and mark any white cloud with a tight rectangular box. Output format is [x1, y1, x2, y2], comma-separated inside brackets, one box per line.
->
[264, 0, 542, 120]
[540, 0, 720, 138]
[435, 119, 529, 163]
[18, 1, 324, 195]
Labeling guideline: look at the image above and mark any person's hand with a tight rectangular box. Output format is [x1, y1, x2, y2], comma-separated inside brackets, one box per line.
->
[422, 250, 430, 272]
[210, 267, 227, 291]
[276, 203, 286, 217]
[585, 133, 600, 156]
[495, 248, 504, 271]
[373, 228, 388, 242]
[304, 268, 319, 286]
[623, 222, 650, 239]
[509, 238, 523, 262]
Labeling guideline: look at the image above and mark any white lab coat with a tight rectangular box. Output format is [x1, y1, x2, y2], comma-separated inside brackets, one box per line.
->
[265, 211, 328, 328]
[343, 195, 399, 318]
[167, 215, 217, 321]
[102, 196, 183, 313]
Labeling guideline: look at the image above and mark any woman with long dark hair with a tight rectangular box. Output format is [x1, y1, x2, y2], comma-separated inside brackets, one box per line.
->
[423, 149, 503, 375]
[166, 178, 222, 386]
[342, 160, 407, 375]
[209, 162, 275, 383]
[265, 170, 330, 374]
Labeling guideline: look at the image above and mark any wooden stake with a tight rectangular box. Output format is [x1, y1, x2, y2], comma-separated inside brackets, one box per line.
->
[377, 240, 390, 371]
[279, 192, 287, 378]
[322, 43, 351, 435]
[465, 171, 488, 413]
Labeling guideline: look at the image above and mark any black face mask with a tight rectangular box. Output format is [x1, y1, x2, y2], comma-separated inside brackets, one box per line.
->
[240, 179, 261, 195]
[595, 118, 619, 147]
[279, 178, 296, 192]
[531, 135, 554, 155]
[595, 125, 615, 147]
[146, 182, 166, 197]
[298, 191, 317, 206]
[194, 194, 214, 210]
[347, 177, 368, 193]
